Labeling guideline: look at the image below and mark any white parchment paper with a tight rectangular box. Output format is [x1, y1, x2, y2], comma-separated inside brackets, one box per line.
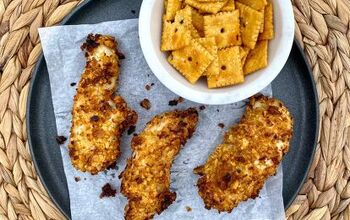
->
[38, 19, 284, 220]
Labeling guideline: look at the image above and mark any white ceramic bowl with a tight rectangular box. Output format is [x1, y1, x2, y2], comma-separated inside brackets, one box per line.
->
[139, 0, 295, 105]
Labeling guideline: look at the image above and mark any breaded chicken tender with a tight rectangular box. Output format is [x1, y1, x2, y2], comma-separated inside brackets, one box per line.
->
[194, 95, 293, 212]
[120, 108, 198, 220]
[69, 34, 137, 174]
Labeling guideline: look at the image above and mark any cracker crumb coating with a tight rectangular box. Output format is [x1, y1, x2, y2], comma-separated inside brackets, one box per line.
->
[121, 108, 198, 220]
[69, 34, 137, 174]
[194, 95, 293, 212]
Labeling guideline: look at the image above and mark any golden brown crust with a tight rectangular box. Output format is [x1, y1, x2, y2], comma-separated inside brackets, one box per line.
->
[194, 95, 293, 212]
[121, 108, 198, 220]
[69, 34, 137, 174]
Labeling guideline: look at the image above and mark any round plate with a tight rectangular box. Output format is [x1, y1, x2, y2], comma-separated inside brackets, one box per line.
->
[27, 0, 319, 218]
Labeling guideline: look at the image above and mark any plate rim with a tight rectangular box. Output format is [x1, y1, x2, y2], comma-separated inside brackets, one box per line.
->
[283, 41, 319, 208]
[26, 1, 319, 218]
[26, 0, 94, 218]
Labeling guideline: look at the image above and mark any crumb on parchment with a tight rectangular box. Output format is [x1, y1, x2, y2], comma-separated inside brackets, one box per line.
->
[127, 126, 136, 135]
[169, 97, 184, 106]
[218, 123, 225, 128]
[56, 136, 67, 145]
[100, 183, 117, 198]
[140, 99, 151, 110]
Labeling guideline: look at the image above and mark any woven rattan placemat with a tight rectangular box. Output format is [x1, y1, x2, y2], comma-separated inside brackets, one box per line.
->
[0, 0, 349, 219]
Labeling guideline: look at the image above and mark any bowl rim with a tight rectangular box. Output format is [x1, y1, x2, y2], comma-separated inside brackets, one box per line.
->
[139, 0, 295, 105]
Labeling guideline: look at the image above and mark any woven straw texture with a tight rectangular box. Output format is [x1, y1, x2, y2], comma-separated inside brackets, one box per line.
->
[0, 0, 349, 219]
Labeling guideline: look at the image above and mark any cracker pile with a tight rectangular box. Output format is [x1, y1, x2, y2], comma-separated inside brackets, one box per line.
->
[161, 0, 275, 89]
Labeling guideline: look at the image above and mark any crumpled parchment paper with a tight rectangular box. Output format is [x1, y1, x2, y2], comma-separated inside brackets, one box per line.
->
[38, 19, 284, 220]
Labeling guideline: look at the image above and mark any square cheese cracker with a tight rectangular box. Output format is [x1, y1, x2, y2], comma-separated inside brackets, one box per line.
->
[161, 7, 193, 51]
[207, 46, 244, 88]
[164, 0, 182, 21]
[236, 2, 264, 49]
[168, 40, 214, 83]
[259, 7, 265, 33]
[243, 40, 268, 75]
[220, 0, 235, 12]
[185, 0, 228, 14]
[259, 3, 274, 40]
[197, 0, 226, 2]
[204, 10, 241, 48]
[195, 37, 220, 76]
[191, 7, 205, 36]
[236, 0, 267, 11]
[239, 46, 250, 67]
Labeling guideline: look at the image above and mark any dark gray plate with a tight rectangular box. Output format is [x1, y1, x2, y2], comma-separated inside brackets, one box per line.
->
[27, 0, 319, 218]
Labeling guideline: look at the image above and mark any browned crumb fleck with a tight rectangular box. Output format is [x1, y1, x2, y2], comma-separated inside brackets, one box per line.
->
[218, 123, 225, 129]
[56, 136, 67, 145]
[118, 171, 124, 179]
[107, 161, 117, 170]
[199, 105, 206, 111]
[90, 115, 99, 122]
[186, 206, 192, 212]
[169, 100, 177, 106]
[83, 36, 99, 50]
[70, 82, 76, 86]
[145, 83, 155, 91]
[117, 51, 125, 59]
[74, 177, 81, 182]
[169, 97, 184, 106]
[100, 183, 117, 198]
[127, 126, 136, 135]
[140, 99, 151, 110]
